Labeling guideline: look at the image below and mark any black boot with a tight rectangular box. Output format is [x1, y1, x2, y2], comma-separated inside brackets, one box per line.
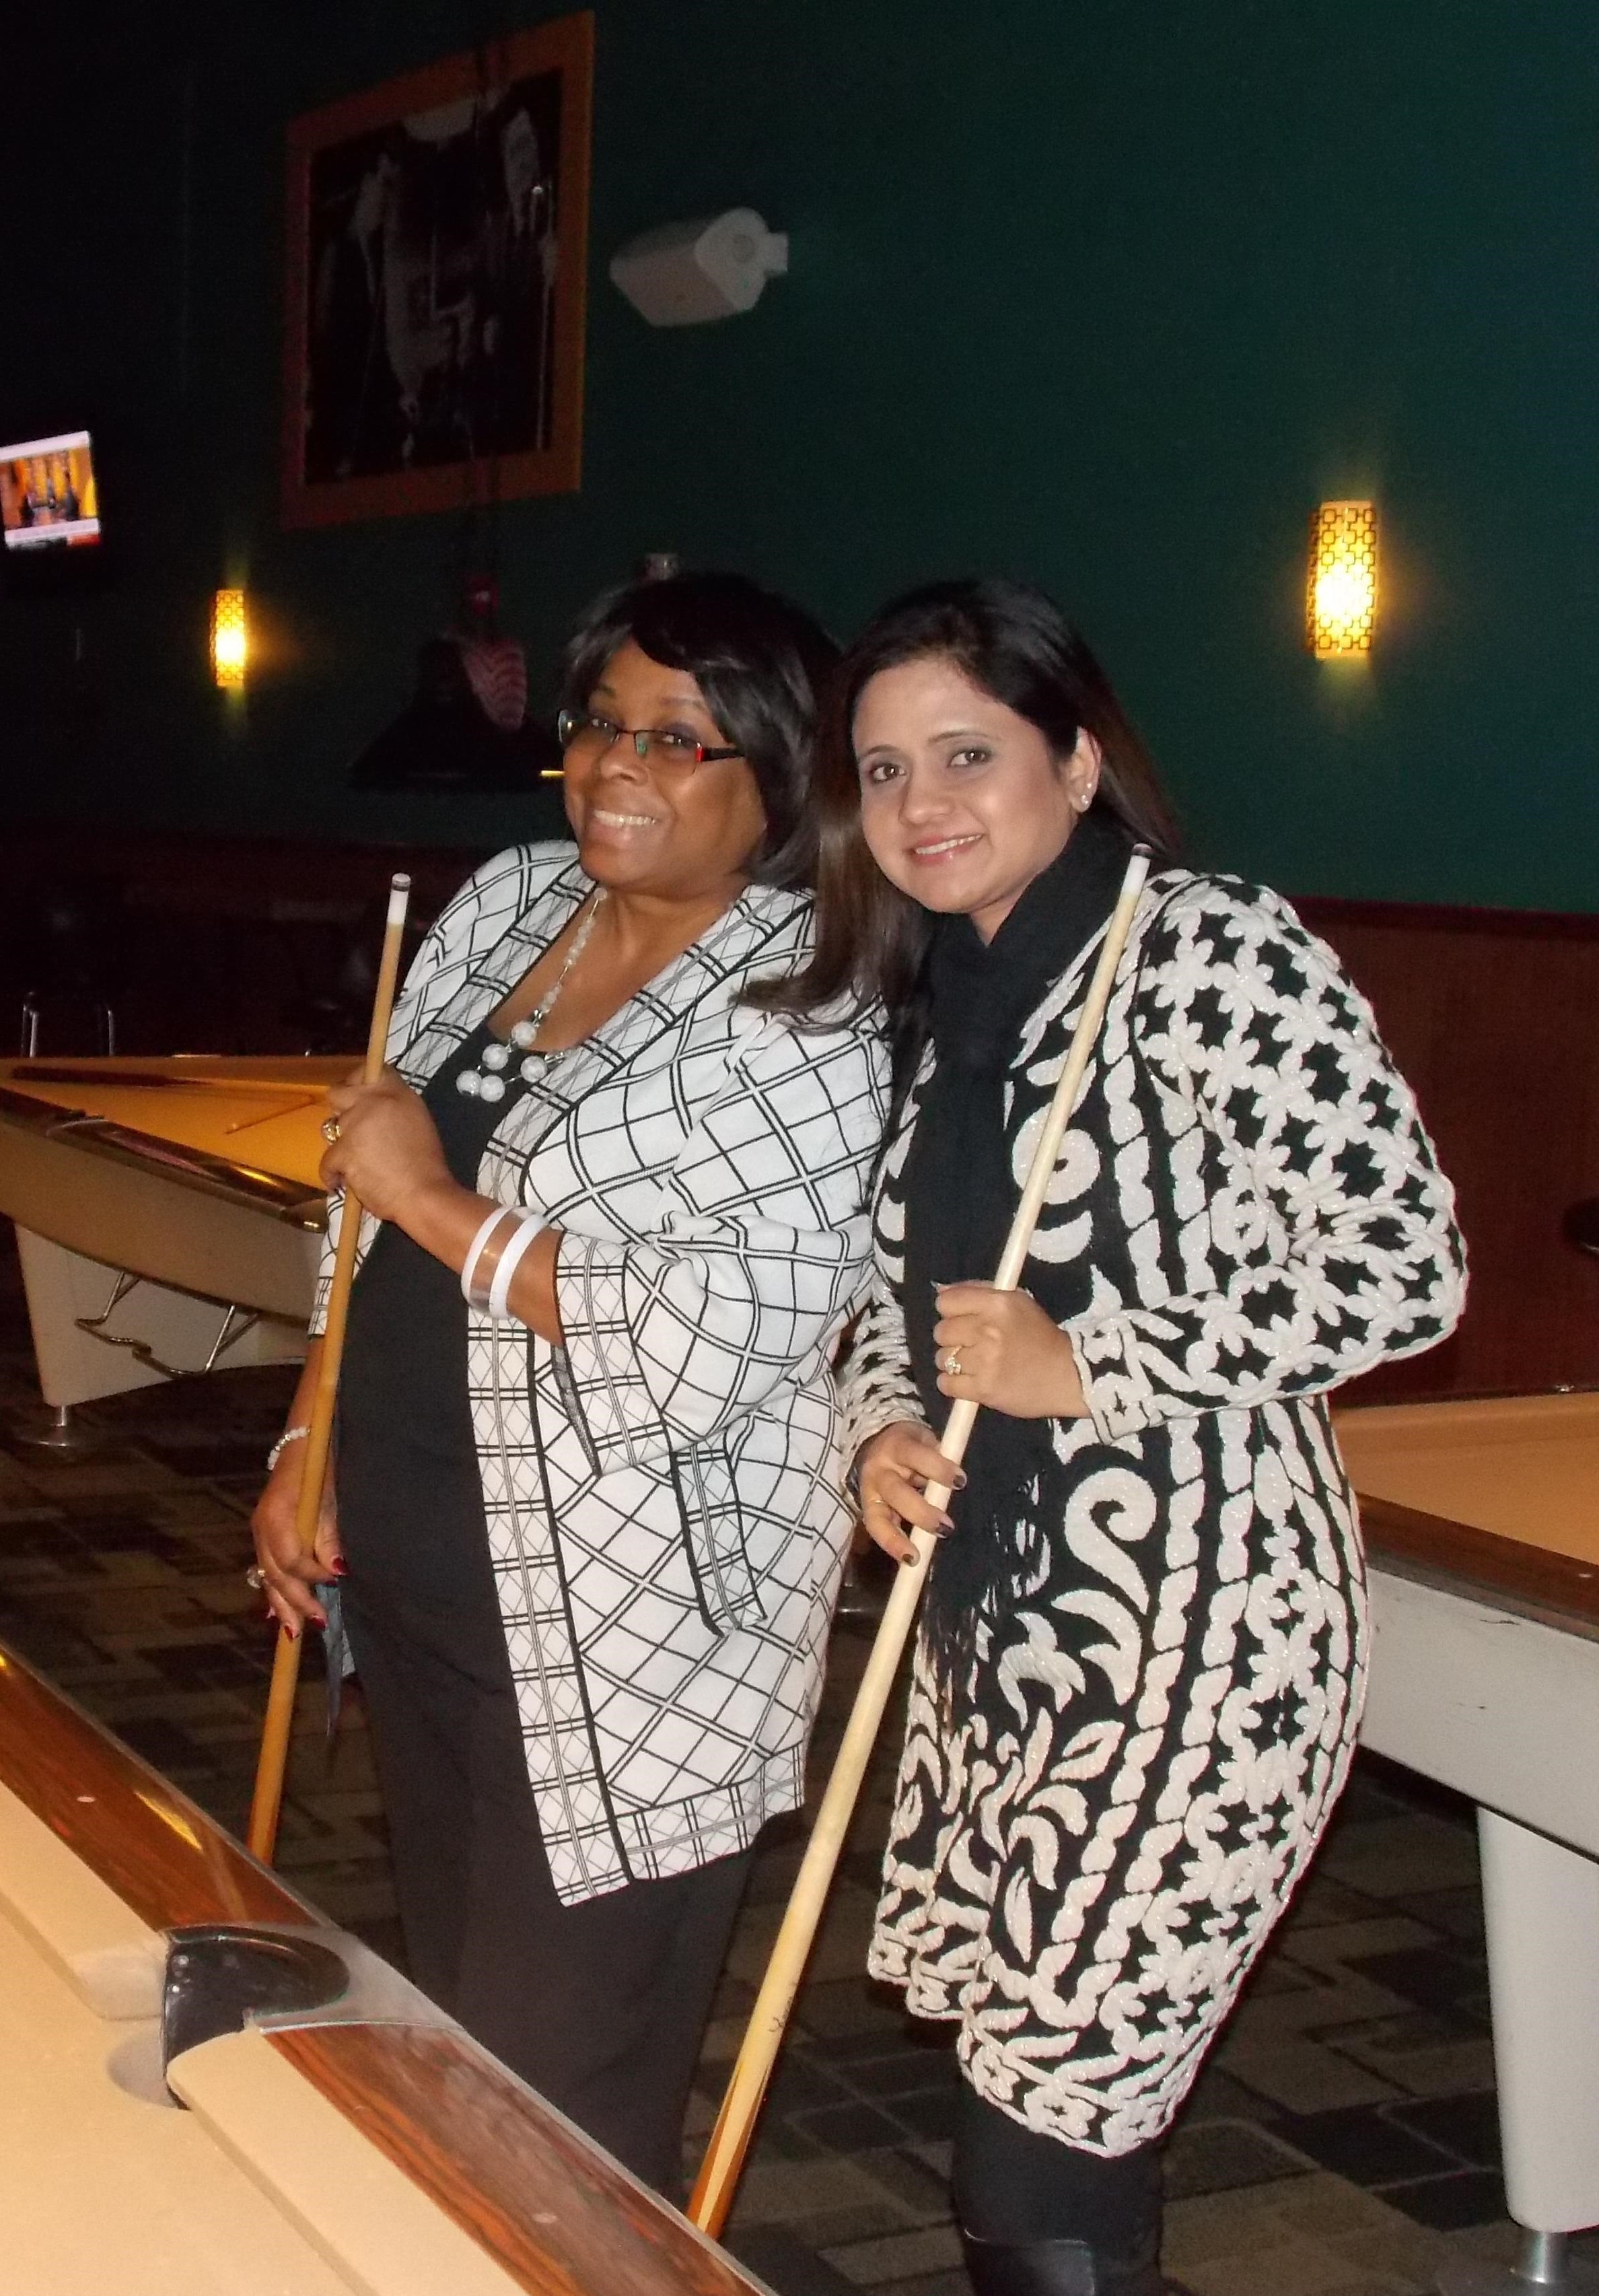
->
[959, 2225, 1178, 2296]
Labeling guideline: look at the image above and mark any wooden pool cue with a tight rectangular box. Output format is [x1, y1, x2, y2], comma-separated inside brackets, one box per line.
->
[246, 873, 412, 1863]
[688, 845, 1151, 2237]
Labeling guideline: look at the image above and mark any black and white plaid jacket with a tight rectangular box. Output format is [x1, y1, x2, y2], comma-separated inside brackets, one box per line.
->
[315, 844, 889, 1902]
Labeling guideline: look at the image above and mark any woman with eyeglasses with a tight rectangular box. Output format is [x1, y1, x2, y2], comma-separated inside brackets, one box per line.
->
[249, 571, 887, 2196]
[772, 580, 1464, 2295]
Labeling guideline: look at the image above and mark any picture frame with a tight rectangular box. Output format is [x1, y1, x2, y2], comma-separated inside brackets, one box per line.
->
[281, 13, 593, 528]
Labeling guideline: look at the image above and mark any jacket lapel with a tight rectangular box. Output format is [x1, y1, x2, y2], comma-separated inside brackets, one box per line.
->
[390, 855, 590, 1087]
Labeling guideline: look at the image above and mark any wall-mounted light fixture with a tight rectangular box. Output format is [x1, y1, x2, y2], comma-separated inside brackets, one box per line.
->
[610, 209, 788, 326]
[1307, 501, 1378, 657]
[211, 588, 248, 689]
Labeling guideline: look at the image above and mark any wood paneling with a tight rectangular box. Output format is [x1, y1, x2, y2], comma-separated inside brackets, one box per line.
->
[1298, 896, 1599, 1403]
[271, 2024, 762, 2296]
[0, 829, 482, 1058]
[0, 1638, 307, 1930]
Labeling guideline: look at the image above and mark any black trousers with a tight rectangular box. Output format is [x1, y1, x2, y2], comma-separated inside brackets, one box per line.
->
[953, 2083, 1165, 2254]
[343, 1576, 752, 2200]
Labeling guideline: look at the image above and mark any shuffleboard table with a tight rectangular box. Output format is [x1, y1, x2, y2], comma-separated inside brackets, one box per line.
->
[1338, 1391, 1599, 2295]
[0, 1632, 771, 2296]
[0, 1055, 345, 1431]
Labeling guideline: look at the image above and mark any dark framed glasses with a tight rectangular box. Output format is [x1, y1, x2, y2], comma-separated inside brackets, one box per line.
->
[556, 709, 744, 772]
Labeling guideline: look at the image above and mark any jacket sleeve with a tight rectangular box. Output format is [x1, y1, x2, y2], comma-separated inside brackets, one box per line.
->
[308, 1191, 380, 1338]
[836, 1263, 926, 1465]
[551, 1010, 888, 1469]
[1068, 882, 1467, 1440]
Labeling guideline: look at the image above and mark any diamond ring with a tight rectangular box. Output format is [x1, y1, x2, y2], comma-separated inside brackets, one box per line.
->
[245, 1564, 267, 1591]
[320, 1115, 341, 1144]
[944, 1348, 963, 1379]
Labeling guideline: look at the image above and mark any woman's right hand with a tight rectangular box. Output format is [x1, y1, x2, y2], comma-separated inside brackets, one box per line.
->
[250, 1440, 342, 1637]
[855, 1419, 964, 1566]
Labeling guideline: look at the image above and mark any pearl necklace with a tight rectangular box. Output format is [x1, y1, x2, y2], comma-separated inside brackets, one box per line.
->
[456, 889, 606, 1101]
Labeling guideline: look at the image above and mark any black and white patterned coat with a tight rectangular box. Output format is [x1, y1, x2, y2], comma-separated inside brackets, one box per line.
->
[314, 844, 888, 1904]
[839, 870, 1465, 2153]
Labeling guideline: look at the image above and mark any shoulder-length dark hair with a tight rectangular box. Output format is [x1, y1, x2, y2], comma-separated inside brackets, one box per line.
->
[561, 571, 838, 890]
[756, 578, 1181, 1024]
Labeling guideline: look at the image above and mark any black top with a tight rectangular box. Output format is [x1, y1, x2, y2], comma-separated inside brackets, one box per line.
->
[337, 1022, 535, 1609]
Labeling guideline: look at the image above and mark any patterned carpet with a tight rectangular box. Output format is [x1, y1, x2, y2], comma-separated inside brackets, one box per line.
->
[0, 1226, 1587, 2295]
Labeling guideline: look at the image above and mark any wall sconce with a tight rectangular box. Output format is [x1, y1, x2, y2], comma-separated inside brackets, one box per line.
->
[1307, 501, 1378, 657]
[211, 588, 248, 689]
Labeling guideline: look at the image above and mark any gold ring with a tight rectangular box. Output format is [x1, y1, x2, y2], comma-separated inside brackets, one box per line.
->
[244, 1564, 267, 1591]
[321, 1115, 341, 1144]
[944, 1348, 963, 1379]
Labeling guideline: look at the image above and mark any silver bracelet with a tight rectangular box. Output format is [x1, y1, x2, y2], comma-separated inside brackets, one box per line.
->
[460, 1206, 517, 1305]
[266, 1424, 311, 1472]
[487, 1213, 545, 1321]
[463, 1208, 528, 1312]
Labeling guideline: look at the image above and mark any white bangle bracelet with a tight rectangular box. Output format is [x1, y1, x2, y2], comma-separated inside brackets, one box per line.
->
[487, 1212, 545, 1321]
[266, 1424, 311, 1473]
[460, 1206, 518, 1306]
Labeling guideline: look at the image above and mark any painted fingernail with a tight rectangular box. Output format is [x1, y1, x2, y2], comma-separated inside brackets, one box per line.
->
[900, 1550, 918, 1566]
[330, 1559, 348, 1578]
[285, 1624, 299, 1642]
[953, 1470, 968, 1488]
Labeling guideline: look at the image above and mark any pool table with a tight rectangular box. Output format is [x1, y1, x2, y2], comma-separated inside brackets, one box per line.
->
[1337, 1391, 1599, 2295]
[0, 1633, 769, 2296]
[0, 1055, 344, 1428]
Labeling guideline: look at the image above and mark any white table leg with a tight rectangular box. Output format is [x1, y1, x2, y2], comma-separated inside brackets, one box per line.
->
[1439, 1809, 1599, 2293]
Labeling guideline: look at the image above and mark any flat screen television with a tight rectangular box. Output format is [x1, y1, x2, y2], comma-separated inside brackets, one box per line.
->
[0, 428, 102, 555]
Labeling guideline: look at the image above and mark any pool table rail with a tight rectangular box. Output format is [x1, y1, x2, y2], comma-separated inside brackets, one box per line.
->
[0, 1083, 326, 1227]
[1357, 1489, 1599, 1639]
[0, 1638, 775, 2296]
[0, 1638, 306, 1934]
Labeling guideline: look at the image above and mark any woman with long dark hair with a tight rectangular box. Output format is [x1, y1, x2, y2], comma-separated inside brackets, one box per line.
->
[251, 571, 888, 2198]
[767, 580, 1465, 2295]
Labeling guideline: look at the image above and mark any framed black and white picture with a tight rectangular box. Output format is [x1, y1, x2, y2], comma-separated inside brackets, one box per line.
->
[281, 13, 592, 527]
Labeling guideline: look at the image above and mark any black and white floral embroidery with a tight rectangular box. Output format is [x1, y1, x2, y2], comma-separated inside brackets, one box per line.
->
[840, 872, 1464, 2152]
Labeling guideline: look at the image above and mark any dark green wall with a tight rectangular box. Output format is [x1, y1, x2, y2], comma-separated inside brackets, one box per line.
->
[3, 1, 1596, 906]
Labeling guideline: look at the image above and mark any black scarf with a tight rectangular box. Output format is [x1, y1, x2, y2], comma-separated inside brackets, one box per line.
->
[901, 809, 1133, 1702]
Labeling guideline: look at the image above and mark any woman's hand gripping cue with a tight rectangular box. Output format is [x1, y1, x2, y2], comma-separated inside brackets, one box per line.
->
[854, 1419, 966, 1567]
[249, 1340, 343, 1638]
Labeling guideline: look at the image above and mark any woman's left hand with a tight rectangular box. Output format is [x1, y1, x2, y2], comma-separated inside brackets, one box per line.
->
[933, 1283, 1088, 1420]
[319, 1066, 458, 1226]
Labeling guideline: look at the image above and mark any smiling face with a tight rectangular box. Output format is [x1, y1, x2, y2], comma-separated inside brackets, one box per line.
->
[852, 654, 1100, 941]
[563, 639, 769, 906]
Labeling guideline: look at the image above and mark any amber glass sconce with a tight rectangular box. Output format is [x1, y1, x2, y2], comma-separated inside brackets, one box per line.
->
[211, 588, 248, 688]
[1307, 502, 1378, 657]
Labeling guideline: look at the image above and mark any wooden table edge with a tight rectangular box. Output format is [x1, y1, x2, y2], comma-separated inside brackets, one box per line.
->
[0, 1642, 772, 2296]
[0, 1087, 326, 1224]
[1358, 1492, 1599, 1634]
[266, 2023, 767, 2296]
[0, 1638, 310, 1930]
